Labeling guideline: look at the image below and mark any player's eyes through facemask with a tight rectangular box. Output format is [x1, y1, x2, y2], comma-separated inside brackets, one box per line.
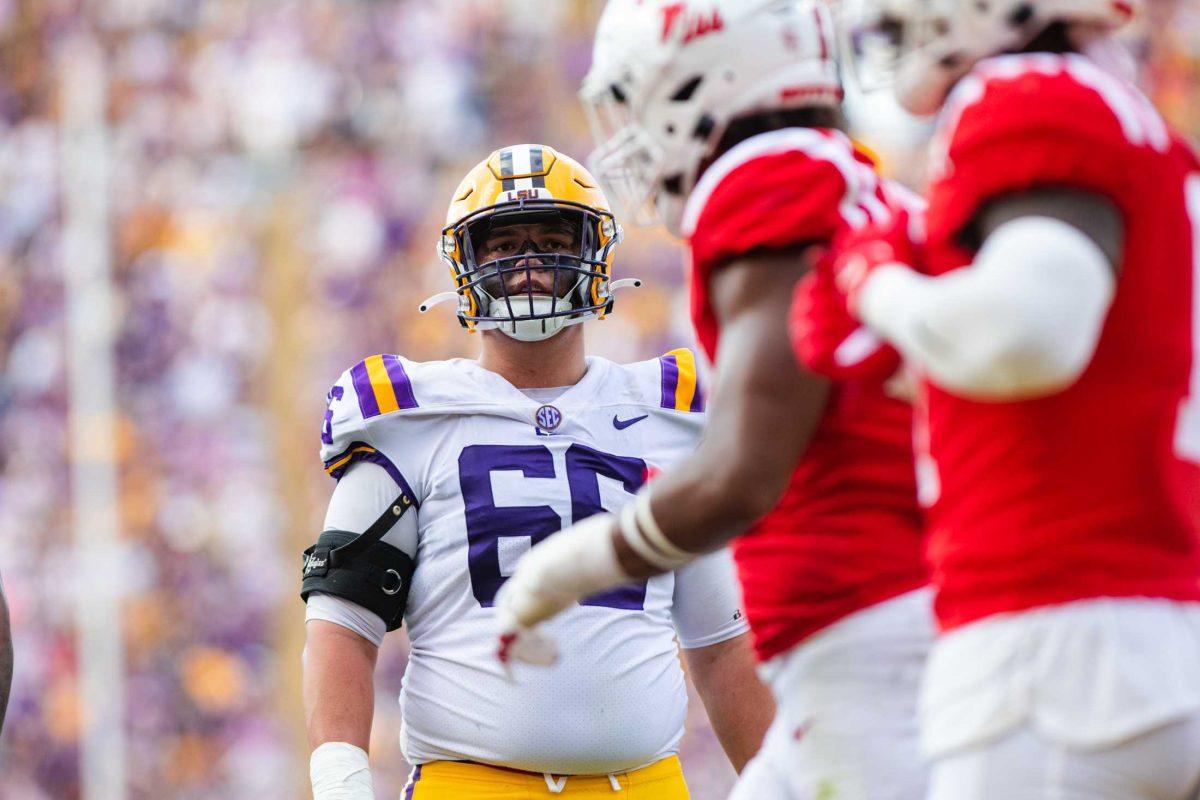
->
[480, 233, 577, 258]
[465, 214, 590, 300]
[469, 215, 584, 262]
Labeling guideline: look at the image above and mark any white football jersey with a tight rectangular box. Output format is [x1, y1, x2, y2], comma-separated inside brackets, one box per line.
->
[308, 351, 748, 775]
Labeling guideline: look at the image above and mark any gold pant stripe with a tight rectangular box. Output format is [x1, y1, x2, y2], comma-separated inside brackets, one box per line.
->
[407, 754, 690, 798]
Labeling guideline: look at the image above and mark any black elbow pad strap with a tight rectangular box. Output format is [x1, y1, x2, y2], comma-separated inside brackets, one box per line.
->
[301, 531, 414, 631]
[300, 490, 417, 632]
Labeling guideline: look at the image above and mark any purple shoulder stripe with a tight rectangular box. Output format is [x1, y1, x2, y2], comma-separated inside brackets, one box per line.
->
[349, 355, 419, 420]
[350, 360, 380, 419]
[382, 354, 419, 410]
[659, 354, 680, 410]
[690, 378, 706, 412]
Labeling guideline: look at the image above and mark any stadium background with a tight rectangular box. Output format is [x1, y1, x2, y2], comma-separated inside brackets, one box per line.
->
[0, 1, 1196, 798]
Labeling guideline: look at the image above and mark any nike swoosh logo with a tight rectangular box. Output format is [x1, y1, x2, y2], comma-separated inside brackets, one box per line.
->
[613, 414, 648, 430]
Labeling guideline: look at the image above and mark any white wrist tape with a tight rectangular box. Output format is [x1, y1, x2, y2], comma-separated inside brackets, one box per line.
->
[496, 513, 630, 629]
[311, 741, 373, 800]
[618, 493, 695, 571]
[537, 514, 630, 601]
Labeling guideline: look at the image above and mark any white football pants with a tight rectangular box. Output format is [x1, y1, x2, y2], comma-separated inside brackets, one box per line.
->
[729, 588, 934, 800]
[928, 717, 1200, 800]
[921, 598, 1200, 800]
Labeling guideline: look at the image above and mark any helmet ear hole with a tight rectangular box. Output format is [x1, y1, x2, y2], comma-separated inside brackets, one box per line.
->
[1007, 3, 1034, 27]
[662, 174, 684, 195]
[670, 75, 704, 102]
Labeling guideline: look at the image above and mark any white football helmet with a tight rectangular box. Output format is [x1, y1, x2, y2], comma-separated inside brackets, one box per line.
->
[842, 0, 1138, 115]
[581, 0, 841, 235]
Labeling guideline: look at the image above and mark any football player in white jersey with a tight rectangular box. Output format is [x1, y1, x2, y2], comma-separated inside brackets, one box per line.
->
[301, 144, 772, 800]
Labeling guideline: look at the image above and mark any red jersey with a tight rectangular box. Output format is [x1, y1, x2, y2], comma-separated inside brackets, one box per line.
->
[684, 128, 927, 661]
[920, 53, 1200, 631]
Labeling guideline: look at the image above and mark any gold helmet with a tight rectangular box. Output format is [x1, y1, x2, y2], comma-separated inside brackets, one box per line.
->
[426, 144, 630, 341]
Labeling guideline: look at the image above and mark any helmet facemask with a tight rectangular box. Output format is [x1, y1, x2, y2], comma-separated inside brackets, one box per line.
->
[583, 81, 685, 231]
[446, 201, 619, 342]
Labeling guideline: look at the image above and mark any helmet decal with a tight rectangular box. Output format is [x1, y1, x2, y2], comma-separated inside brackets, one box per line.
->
[497, 145, 549, 191]
[660, 3, 726, 45]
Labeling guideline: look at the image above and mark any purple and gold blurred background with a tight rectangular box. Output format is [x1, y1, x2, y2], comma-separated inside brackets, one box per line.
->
[0, 1, 1195, 798]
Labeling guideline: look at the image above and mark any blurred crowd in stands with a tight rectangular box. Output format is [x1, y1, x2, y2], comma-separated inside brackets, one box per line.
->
[0, 0, 1195, 797]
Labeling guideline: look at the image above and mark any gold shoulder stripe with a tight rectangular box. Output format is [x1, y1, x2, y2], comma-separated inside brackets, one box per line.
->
[667, 347, 698, 412]
[364, 354, 401, 415]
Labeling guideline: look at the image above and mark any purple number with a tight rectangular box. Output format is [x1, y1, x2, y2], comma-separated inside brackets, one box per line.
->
[459, 445, 561, 607]
[458, 443, 648, 609]
[321, 385, 344, 445]
[565, 444, 650, 610]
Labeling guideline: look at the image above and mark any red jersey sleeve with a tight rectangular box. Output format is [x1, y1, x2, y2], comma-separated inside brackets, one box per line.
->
[684, 130, 885, 358]
[926, 54, 1171, 259]
[688, 148, 848, 284]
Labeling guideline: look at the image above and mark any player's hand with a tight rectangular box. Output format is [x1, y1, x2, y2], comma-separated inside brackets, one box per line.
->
[494, 513, 627, 671]
[790, 265, 902, 383]
[830, 207, 922, 316]
[493, 582, 569, 675]
[494, 611, 560, 678]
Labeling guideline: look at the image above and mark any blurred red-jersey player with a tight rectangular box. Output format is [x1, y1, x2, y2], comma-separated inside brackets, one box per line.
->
[689, 130, 928, 667]
[830, 1, 1200, 797]
[684, 126, 930, 799]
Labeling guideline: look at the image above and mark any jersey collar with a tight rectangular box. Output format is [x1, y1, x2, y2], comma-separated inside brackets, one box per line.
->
[462, 356, 612, 410]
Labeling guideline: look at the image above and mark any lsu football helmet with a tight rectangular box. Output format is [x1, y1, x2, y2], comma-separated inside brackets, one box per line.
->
[423, 144, 635, 342]
[580, 0, 841, 235]
[842, 0, 1139, 115]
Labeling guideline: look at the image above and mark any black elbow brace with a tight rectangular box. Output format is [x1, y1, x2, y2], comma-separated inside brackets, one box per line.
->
[300, 492, 416, 632]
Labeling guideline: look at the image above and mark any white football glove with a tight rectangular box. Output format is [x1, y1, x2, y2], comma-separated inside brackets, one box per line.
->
[494, 513, 629, 672]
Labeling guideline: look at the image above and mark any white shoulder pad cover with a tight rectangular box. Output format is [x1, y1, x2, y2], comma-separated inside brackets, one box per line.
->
[320, 354, 422, 487]
[601, 349, 707, 446]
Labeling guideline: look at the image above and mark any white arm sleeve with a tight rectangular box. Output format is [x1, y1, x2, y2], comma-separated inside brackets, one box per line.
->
[671, 547, 750, 650]
[304, 462, 419, 647]
[858, 216, 1116, 400]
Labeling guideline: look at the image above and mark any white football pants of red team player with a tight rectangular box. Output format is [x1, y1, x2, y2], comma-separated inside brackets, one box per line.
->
[729, 588, 934, 800]
[924, 598, 1200, 800]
